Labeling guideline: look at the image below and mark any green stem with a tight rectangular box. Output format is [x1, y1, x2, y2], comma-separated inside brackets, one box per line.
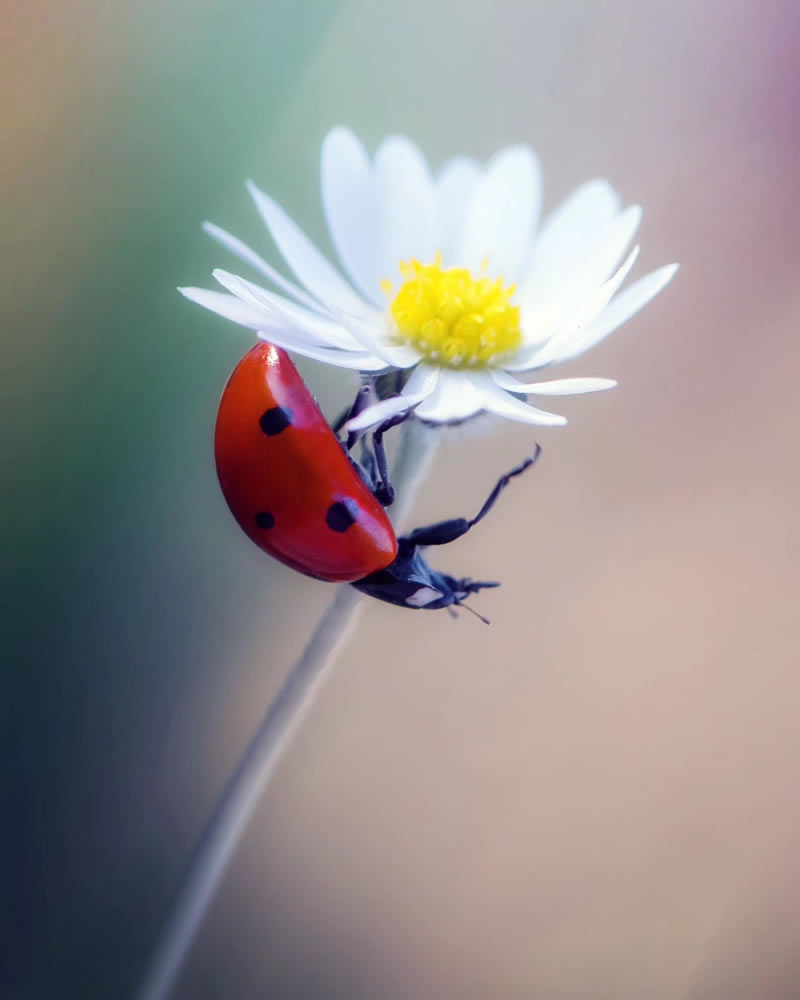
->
[135, 420, 438, 1000]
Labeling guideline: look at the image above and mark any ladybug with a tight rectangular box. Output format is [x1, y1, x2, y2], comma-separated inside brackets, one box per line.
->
[215, 343, 539, 615]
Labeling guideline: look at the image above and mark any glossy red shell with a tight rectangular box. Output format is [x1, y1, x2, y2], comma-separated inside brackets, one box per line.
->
[214, 343, 398, 583]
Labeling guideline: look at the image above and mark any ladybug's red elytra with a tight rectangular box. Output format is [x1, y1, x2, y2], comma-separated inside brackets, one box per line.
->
[215, 342, 397, 583]
[215, 343, 540, 615]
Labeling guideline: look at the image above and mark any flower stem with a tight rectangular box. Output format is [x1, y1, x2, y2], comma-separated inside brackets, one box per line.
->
[134, 419, 437, 1000]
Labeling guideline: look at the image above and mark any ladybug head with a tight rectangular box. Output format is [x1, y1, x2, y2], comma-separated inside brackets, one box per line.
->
[423, 575, 502, 624]
[351, 542, 500, 620]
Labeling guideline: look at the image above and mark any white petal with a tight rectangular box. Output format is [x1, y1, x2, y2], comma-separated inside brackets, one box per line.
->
[532, 178, 620, 264]
[178, 287, 386, 369]
[202, 222, 321, 312]
[564, 263, 679, 360]
[178, 286, 278, 331]
[516, 179, 621, 313]
[347, 365, 440, 431]
[375, 135, 438, 281]
[403, 362, 441, 397]
[518, 204, 642, 342]
[458, 146, 542, 281]
[501, 341, 555, 373]
[492, 372, 618, 395]
[414, 370, 487, 423]
[558, 243, 641, 334]
[435, 157, 482, 265]
[247, 180, 369, 316]
[212, 270, 360, 350]
[346, 389, 429, 432]
[526, 246, 640, 368]
[592, 205, 642, 282]
[254, 331, 388, 371]
[328, 309, 421, 369]
[470, 373, 568, 425]
[320, 127, 383, 306]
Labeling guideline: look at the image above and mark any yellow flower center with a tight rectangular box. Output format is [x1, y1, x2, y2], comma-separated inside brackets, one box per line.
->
[382, 253, 522, 369]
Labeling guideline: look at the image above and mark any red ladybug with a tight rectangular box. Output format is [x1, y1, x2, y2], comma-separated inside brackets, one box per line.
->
[215, 343, 539, 614]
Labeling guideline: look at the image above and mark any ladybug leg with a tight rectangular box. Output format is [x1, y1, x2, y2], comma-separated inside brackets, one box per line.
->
[357, 437, 379, 491]
[333, 383, 376, 453]
[370, 411, 411, 507]
[463, 444, 541, 529]
[401, 517, 473, 547]
[401, 446, 541, 547]
[331, 404, 353, 436]
[344, 408, 410, 507]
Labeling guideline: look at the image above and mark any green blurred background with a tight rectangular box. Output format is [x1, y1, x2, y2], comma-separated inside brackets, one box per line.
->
[3, 0, 800, 997]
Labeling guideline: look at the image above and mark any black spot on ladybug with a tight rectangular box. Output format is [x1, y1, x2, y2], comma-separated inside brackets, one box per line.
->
[254, 511, 275, 530]
[326, 499, 358, 533]
[259, 406, 293, 436]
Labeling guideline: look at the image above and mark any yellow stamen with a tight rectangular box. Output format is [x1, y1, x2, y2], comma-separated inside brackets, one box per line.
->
[385, 253, 522, 370]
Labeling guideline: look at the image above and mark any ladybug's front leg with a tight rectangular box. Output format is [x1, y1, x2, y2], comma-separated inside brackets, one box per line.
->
[370, 411, 411, 507]
[333, 383, 410, 507]
[333, 383, 375, 453]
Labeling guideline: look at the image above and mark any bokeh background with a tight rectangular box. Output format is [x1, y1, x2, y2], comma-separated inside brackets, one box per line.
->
[4, 0, 800, 997]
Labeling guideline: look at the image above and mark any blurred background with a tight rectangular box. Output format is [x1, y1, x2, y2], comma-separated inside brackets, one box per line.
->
[3, 0, 800, 996]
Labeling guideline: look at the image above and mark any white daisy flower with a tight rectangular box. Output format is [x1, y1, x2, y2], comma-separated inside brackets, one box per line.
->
[181, 127, 677, 429]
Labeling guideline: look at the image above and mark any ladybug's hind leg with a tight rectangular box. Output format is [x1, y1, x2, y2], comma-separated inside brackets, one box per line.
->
[401, 446, 541, 548]
[465, 445, 541, 530]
